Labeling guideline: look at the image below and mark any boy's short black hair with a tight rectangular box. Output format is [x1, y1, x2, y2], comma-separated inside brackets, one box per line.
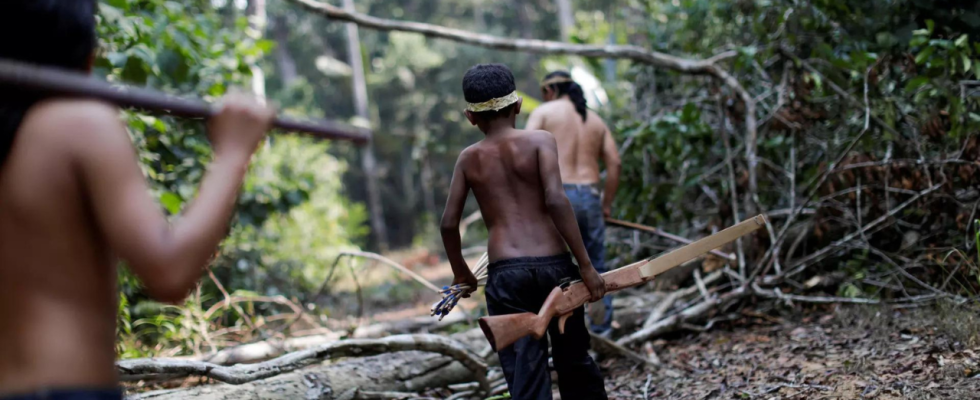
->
[462, 63, 518, 120]
[0, 0, 98, 169]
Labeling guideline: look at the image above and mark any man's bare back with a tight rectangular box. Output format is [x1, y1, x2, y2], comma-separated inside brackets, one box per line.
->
[0, 97, 271, 394]
[455, 128, 568, 262]
[526, 98, 616, 185]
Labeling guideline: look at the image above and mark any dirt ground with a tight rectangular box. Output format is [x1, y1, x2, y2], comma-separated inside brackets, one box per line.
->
[597, 306, 980, 400]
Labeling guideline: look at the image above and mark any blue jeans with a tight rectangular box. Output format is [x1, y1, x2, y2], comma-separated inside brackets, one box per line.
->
[563, 184, 612, 333]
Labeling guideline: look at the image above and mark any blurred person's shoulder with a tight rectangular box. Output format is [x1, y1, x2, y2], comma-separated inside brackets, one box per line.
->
[20, 99, 122, 144]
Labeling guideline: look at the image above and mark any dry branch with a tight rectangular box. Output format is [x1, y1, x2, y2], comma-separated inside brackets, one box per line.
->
[643, 270, 723, 328]
[589, 332, 659, 368]
[118, 334, 489, 392]
[783, 183, 942, 277]
[618, 287, 749, 346]
[605, 219, 735, 260]
[339, 251, 441, 293]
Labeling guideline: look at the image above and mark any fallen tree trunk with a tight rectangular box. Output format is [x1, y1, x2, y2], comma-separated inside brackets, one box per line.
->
[120, 334, 487, 389]
[128, 350, 476, 400]
[128, 331, 491, 400]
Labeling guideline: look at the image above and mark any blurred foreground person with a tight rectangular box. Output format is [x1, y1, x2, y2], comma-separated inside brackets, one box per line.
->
[0, 1, 274, 398]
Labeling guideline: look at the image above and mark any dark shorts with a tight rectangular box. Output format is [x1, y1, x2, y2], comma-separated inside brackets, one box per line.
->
[486, 254, 607, 400]
[563, 184, 612, 333]
[0, 389, 122, 400]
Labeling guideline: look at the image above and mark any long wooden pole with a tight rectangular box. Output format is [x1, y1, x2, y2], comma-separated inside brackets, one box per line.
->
[0, 58, 371, 144]
[605, 218, 736, 261]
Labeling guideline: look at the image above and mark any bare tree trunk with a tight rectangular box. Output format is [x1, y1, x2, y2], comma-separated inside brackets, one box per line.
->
[474, 2, 486, 31]
[344, 0, 389, 251]
[555, 0, 574, 42]
[420, 150, 437, 218]
[246, 0, 267, 99]
[604, 1, 616, 82]
[272, 16, 298, 87]
[515, 1, 539, 92]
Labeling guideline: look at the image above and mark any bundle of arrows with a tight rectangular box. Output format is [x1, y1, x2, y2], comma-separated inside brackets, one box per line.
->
[430, 252, 490, 320]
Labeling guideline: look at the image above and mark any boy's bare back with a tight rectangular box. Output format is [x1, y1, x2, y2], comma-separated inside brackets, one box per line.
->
[456, 128, 567, 262]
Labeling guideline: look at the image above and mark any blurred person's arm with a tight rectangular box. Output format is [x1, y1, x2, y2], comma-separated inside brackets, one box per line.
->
[72, 94, 272, 303]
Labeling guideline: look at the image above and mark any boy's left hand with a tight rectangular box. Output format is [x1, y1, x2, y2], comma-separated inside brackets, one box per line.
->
[580, 266, 607, 302]
[452, 273, 479, 298]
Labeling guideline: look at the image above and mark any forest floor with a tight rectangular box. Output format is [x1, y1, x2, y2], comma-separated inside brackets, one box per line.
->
[329, 251, 980, 399]
[321, 250, 980, 399]
[598, 305, 980, 400]
[127, 251, 980, 399]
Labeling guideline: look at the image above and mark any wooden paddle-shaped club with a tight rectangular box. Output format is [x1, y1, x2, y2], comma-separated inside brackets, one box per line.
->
[478, 214, 767, 351]
[0, 58, 371, 144]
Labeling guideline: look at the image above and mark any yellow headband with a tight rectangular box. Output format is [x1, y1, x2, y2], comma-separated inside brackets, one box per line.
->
[466, 91, 520, 112]
[540, 76, 573, 87]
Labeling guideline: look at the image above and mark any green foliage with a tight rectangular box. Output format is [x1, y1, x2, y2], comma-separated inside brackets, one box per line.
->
[98, 0, 361, 357]
[218, 137, 368, 296]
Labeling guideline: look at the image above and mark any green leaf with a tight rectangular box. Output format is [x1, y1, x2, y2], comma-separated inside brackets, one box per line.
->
[956, 34, 970, 48]
[106, 0, 128, 9]
[915, 46, 935, 65]
[926, 19, 935, 34]
[905, 76, 929, 92]
[810, 73, 823, 92]
[964, 55, 973, 73]
[160, 192, 183, 215]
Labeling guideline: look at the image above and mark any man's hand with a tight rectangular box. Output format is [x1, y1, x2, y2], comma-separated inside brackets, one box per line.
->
[208, 92, 275, 162]
[580, 266, 606, 302]
[602, 204, 612, 218]
[452, 272, 479, 298]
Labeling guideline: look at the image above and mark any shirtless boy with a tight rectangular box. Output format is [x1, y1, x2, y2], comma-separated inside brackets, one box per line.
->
[525, 71, 621, 335]
[440, 64, 608, 400]
[0, 2, 273, 398]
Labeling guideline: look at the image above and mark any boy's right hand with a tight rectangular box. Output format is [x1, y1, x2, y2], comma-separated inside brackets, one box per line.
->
[208, 92, 275, 161]
[580, 266, 607, 302]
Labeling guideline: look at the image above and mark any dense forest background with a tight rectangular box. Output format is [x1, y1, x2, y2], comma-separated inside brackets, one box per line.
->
[99, 0, 980, 363]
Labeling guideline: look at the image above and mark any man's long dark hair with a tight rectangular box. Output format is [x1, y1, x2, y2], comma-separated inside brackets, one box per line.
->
[543, 71, 588, 122]
[0, 0, 98, 169]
